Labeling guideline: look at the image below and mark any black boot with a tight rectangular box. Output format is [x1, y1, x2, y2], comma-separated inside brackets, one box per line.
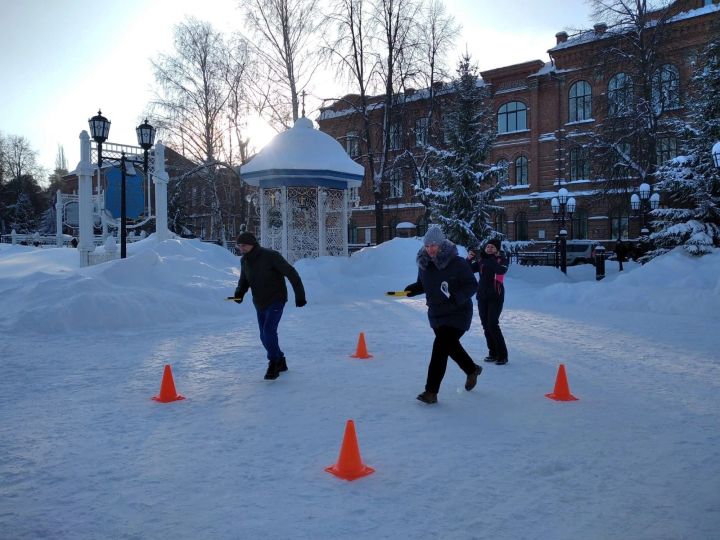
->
[483, 355, 497, 363]
[416, 391, 438, 404]
[277, 357, 288, 373]
[264, 361, 280, 380]
[465, 364, 482, 391]
[495, 358, 508, 365]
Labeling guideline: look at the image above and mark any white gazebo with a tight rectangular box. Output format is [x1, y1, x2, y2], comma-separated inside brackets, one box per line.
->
[239, 117, 364, 263]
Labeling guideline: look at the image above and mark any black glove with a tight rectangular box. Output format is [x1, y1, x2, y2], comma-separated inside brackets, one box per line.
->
[234, 287, 244, 303]
[404, 283, 422, 297]
[296, 298, 307, 307]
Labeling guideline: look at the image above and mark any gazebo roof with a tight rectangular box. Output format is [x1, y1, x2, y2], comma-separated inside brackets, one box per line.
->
[239, 117, 364, 189]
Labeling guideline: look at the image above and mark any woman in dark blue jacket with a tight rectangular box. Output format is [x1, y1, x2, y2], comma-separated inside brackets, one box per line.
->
[404, 226, 482, 404]
[468, 238, 508, 364]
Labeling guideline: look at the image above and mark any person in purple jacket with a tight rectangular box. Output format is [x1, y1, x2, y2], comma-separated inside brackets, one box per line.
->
[404, 226, 482, 404]
[467, 238, 509, 365]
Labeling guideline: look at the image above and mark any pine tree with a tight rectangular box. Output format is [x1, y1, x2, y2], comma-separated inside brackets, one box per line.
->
[422, 53, 502, 248]
[651, 33, 720, 257]
[10, 192, 37, 233]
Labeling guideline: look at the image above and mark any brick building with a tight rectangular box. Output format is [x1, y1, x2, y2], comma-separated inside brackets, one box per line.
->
[316, 0, 720, 248]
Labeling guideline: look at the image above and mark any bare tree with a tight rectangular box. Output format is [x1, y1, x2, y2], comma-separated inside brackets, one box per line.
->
[150, 17, 253, 245]
[585, 0, 675, 199]
[2, 135, 41, 182]
[241, 0, 322, 129]
[405, 0, 458, 208]
[324, 0, 424, 243]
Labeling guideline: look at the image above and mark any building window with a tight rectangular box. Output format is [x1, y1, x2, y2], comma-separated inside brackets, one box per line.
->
[656, 137, 678, 165]
[442, 114, 454, 144]
[389, 122, 403, 150]
[652, 64, 680, 113]
[610, 207, 629, 240]
[348, 220, 358, 244]
[497, 101, 527, 133]
[348, 186, 360, 207]
[387, 219, 397, 240]
[572, 208, 588, 239]
[389, 169, 403, 199]
[514, 156, 528, 186]
[346, 131, 359, 157]
[496, 159, 509, 183]
[614, 142, 632, 180]
[608, 73, 633, 117]
[494, 213, 507, 235]
[515, 211, 528, 241]
[569, 147, 590, 180]
[569, 80, 592, 122]
[415, 117, 429, 146]
[416, 214, 430, 237]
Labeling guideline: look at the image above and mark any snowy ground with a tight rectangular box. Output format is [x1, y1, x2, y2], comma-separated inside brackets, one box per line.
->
[1, 237, 718, 539]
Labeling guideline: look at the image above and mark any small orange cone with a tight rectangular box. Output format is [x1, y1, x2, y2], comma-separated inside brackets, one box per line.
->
[350, 332, 373, 359]
[152, 364, 186, 403]
[545, 363, 578, 401]
[325, 420, 375, 481]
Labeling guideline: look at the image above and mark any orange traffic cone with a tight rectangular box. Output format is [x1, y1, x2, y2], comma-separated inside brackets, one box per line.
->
[350, 332, 373, 359]
[325, 420, 375, 481]
[152, 364, 186, 403]
[545, 363, 578, 401]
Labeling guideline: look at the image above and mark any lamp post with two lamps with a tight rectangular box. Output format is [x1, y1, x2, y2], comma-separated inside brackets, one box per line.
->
[551, 187, 576, 274]
[87, 110, 156, 259]
[630, 182, 660, 238]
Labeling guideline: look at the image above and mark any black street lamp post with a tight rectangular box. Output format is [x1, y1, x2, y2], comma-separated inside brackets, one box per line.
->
[88, 110, 110, 169]
[551, 187, 576, 274]
[630, 182, 659, 237]
[88, 111, 154, 259]
[136, 119, 157, 217]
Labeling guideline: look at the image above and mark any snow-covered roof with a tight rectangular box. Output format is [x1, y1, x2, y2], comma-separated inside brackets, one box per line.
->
[239, 117, 364, 188]
[548, 3, 720, 53]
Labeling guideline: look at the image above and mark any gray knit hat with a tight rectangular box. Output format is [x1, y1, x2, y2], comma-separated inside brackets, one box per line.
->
[423, 226, 445, 246]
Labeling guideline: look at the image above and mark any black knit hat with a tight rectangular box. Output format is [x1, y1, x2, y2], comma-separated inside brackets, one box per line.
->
[236, 232, 258, 246]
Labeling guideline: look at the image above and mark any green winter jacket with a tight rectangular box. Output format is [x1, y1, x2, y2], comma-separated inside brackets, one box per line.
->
[235, 246, 306, 310]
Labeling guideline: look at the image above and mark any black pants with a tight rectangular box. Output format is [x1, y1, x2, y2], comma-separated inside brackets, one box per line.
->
[478, 297, 508, 360]
[425, 326, 476, 393]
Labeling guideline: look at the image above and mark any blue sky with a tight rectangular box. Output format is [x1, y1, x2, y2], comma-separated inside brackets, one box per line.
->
[1, 0, 592, 174]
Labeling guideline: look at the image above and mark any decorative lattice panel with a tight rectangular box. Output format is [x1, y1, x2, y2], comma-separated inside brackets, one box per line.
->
[262, 189, 283, 253]
[324, 188, 345, 257]
[287, 187, 319, 262]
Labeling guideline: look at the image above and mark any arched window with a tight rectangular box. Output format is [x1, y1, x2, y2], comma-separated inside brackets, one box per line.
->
[387, 218, 398, 240]
[497, 101, 527, 133]
[416, 214, 430, 237]
[515, 211, 528, 241]
[569, 80, 592, 122]
[572, 209, 589, 239]
[569, 147, 590, 180]
[496, 159, 509, 183]
[608, 73, 633, 117]
[609, 207, 629, 240]
[652, 64, 680, 113]
[514, 156, 528, 186]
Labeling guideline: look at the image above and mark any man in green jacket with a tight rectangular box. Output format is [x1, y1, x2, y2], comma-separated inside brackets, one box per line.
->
[233, 232, 307, 380]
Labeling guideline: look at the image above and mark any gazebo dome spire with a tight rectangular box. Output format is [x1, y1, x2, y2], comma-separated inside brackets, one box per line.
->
[239, 117, 363, 188]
